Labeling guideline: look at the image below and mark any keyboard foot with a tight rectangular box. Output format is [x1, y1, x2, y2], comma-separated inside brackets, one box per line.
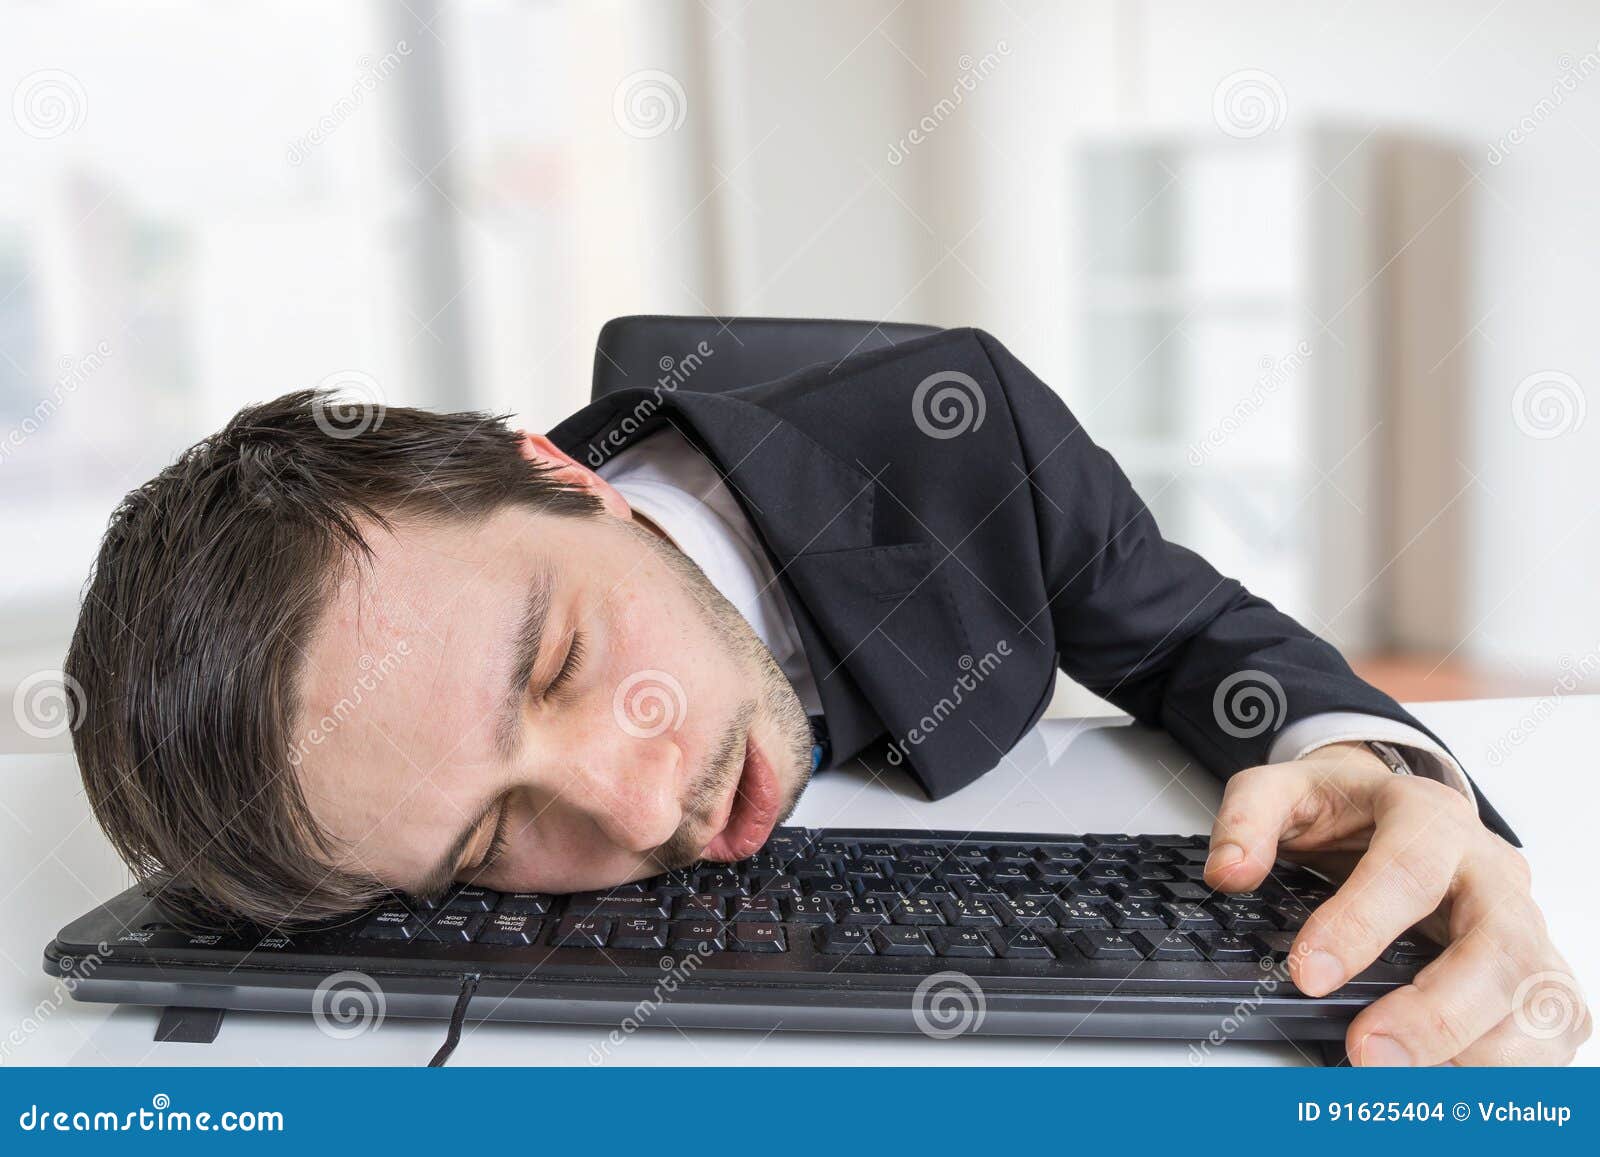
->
[1315, 1039, 1350, 1067]
[154, 1005, 226, 1044]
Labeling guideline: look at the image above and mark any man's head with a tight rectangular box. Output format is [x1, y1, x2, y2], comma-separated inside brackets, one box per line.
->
[66, 391, 813, 929]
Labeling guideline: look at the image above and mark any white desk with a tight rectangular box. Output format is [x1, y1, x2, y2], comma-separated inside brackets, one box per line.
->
[4, 697, 1595, 1067]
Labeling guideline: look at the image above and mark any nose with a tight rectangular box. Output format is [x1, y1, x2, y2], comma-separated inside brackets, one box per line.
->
[565, 729, 685, 854]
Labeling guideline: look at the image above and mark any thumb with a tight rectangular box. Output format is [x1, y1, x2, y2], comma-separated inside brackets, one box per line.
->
[1205, 763, 1315, 891]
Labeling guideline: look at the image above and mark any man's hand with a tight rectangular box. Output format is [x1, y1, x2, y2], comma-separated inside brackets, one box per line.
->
[1205, 742, 1590, 1066]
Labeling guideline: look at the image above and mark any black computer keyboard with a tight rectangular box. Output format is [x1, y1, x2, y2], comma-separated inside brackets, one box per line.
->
[47, 828, 1440, 1048]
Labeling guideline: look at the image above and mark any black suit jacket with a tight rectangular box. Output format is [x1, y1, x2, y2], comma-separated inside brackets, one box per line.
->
[549, 327, 1514, 843]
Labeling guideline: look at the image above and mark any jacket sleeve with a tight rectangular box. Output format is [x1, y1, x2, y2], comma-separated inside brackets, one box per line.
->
[971, 329, 1516, 844]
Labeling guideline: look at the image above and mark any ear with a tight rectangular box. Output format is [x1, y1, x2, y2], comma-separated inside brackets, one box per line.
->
[515, 431, 632, 520]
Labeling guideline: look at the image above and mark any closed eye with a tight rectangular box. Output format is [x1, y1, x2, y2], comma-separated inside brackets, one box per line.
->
[545, 630, 585, 698]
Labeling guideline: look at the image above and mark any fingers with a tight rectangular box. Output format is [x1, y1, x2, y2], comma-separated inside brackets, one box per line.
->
[1205, 763, 1315, 891]
[1451, 988, 1592, 1066]
[1346, 845, 1589, 1066]
[1290, 778, 1472, 999]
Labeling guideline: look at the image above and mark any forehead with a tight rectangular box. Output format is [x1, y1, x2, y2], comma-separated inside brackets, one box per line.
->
[289, 507, 582, 872]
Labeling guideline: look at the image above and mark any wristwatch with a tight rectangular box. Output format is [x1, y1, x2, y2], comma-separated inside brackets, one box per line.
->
[1364, 739, 1411, 775]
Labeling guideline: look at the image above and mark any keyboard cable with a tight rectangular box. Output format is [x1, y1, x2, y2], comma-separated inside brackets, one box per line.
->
[427, 971, 481, 1067]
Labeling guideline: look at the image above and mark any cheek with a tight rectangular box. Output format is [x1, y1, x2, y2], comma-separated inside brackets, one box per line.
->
[606, 567, 731, 710]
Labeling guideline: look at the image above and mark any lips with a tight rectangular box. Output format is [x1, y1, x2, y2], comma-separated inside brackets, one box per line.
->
[702, 733, 780, 862]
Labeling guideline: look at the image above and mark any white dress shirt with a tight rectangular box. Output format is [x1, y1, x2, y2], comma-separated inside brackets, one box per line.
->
[597, 428, 1472, 796]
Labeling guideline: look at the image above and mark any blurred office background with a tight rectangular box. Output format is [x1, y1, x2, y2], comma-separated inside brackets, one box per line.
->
[3, 0, 1597, 751]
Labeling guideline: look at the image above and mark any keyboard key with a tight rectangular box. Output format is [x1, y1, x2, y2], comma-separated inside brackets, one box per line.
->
[784, 896, 836, 924]
[1028, 860, 1079, 884]
[997, 896, 1055, 929]
[421, 911, 486, 942]
[695, 869, 743, 895]
[889, 896, 945, 925]
[551, 916, 610, 948]
[1160, 902, 1219, 929]
[1251, 931, 1298, 961]
[1106, 899, 1167, 929]
[359, 908, 417, 940]
[675, 893, 725, 919]
[668, 919, 724, 952]
[746, 872, 802, 898]
[1211, 901, 1276, 930]
[1158, 881, 1211, 903]
[1070, 930, 1142, 961]
[1051, 899, 1113, 929]
[495, 892, 554, 915]
[729, 923, 786, 953]
[942, 898, 1003, 927]
[611, 917, 668, 949]
[872, 926, 935, 956]
[839, 898, 891, 924]
[931, 928, 995, 957]
[809, 879, 855, 899]
[477, 913, 540, 946]
[1132, 930, 1203, 961]
[994, 927, 1054, 959]
[1086, 834, 1139, 848]
[1192, 931, 1258, 962]
[982, 865, 1033, 888]
[1270, 899, 1313, 929]
[817, 925, 875, 955]
[570, 892, 670, 918]
[443, 886, 498, 912]
[989, 847, 1036, 864]
[1381, 934, 1439, 965]
[729, 896, 781, 922]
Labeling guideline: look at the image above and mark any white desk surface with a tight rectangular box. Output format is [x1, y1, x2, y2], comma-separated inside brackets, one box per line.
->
[3, 696, 1595, 1067]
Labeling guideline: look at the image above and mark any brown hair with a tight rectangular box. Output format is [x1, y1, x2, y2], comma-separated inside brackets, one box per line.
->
[64, 390, 602, 930]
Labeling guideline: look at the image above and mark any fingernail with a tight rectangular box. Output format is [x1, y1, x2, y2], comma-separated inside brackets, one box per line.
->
[1296, 948, 1344, 996]
[1206, 843, 1244, 873]
[1359, 1034, 1413, 1067]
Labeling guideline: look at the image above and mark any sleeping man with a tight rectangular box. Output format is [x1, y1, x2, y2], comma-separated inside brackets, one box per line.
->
[64, 326, 1586, 1065]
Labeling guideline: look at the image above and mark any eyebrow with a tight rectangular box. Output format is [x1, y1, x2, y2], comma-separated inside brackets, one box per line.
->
[411, 566, 553, 899]
[494, 564, 554, 760]
[410, 794, 501, 901]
